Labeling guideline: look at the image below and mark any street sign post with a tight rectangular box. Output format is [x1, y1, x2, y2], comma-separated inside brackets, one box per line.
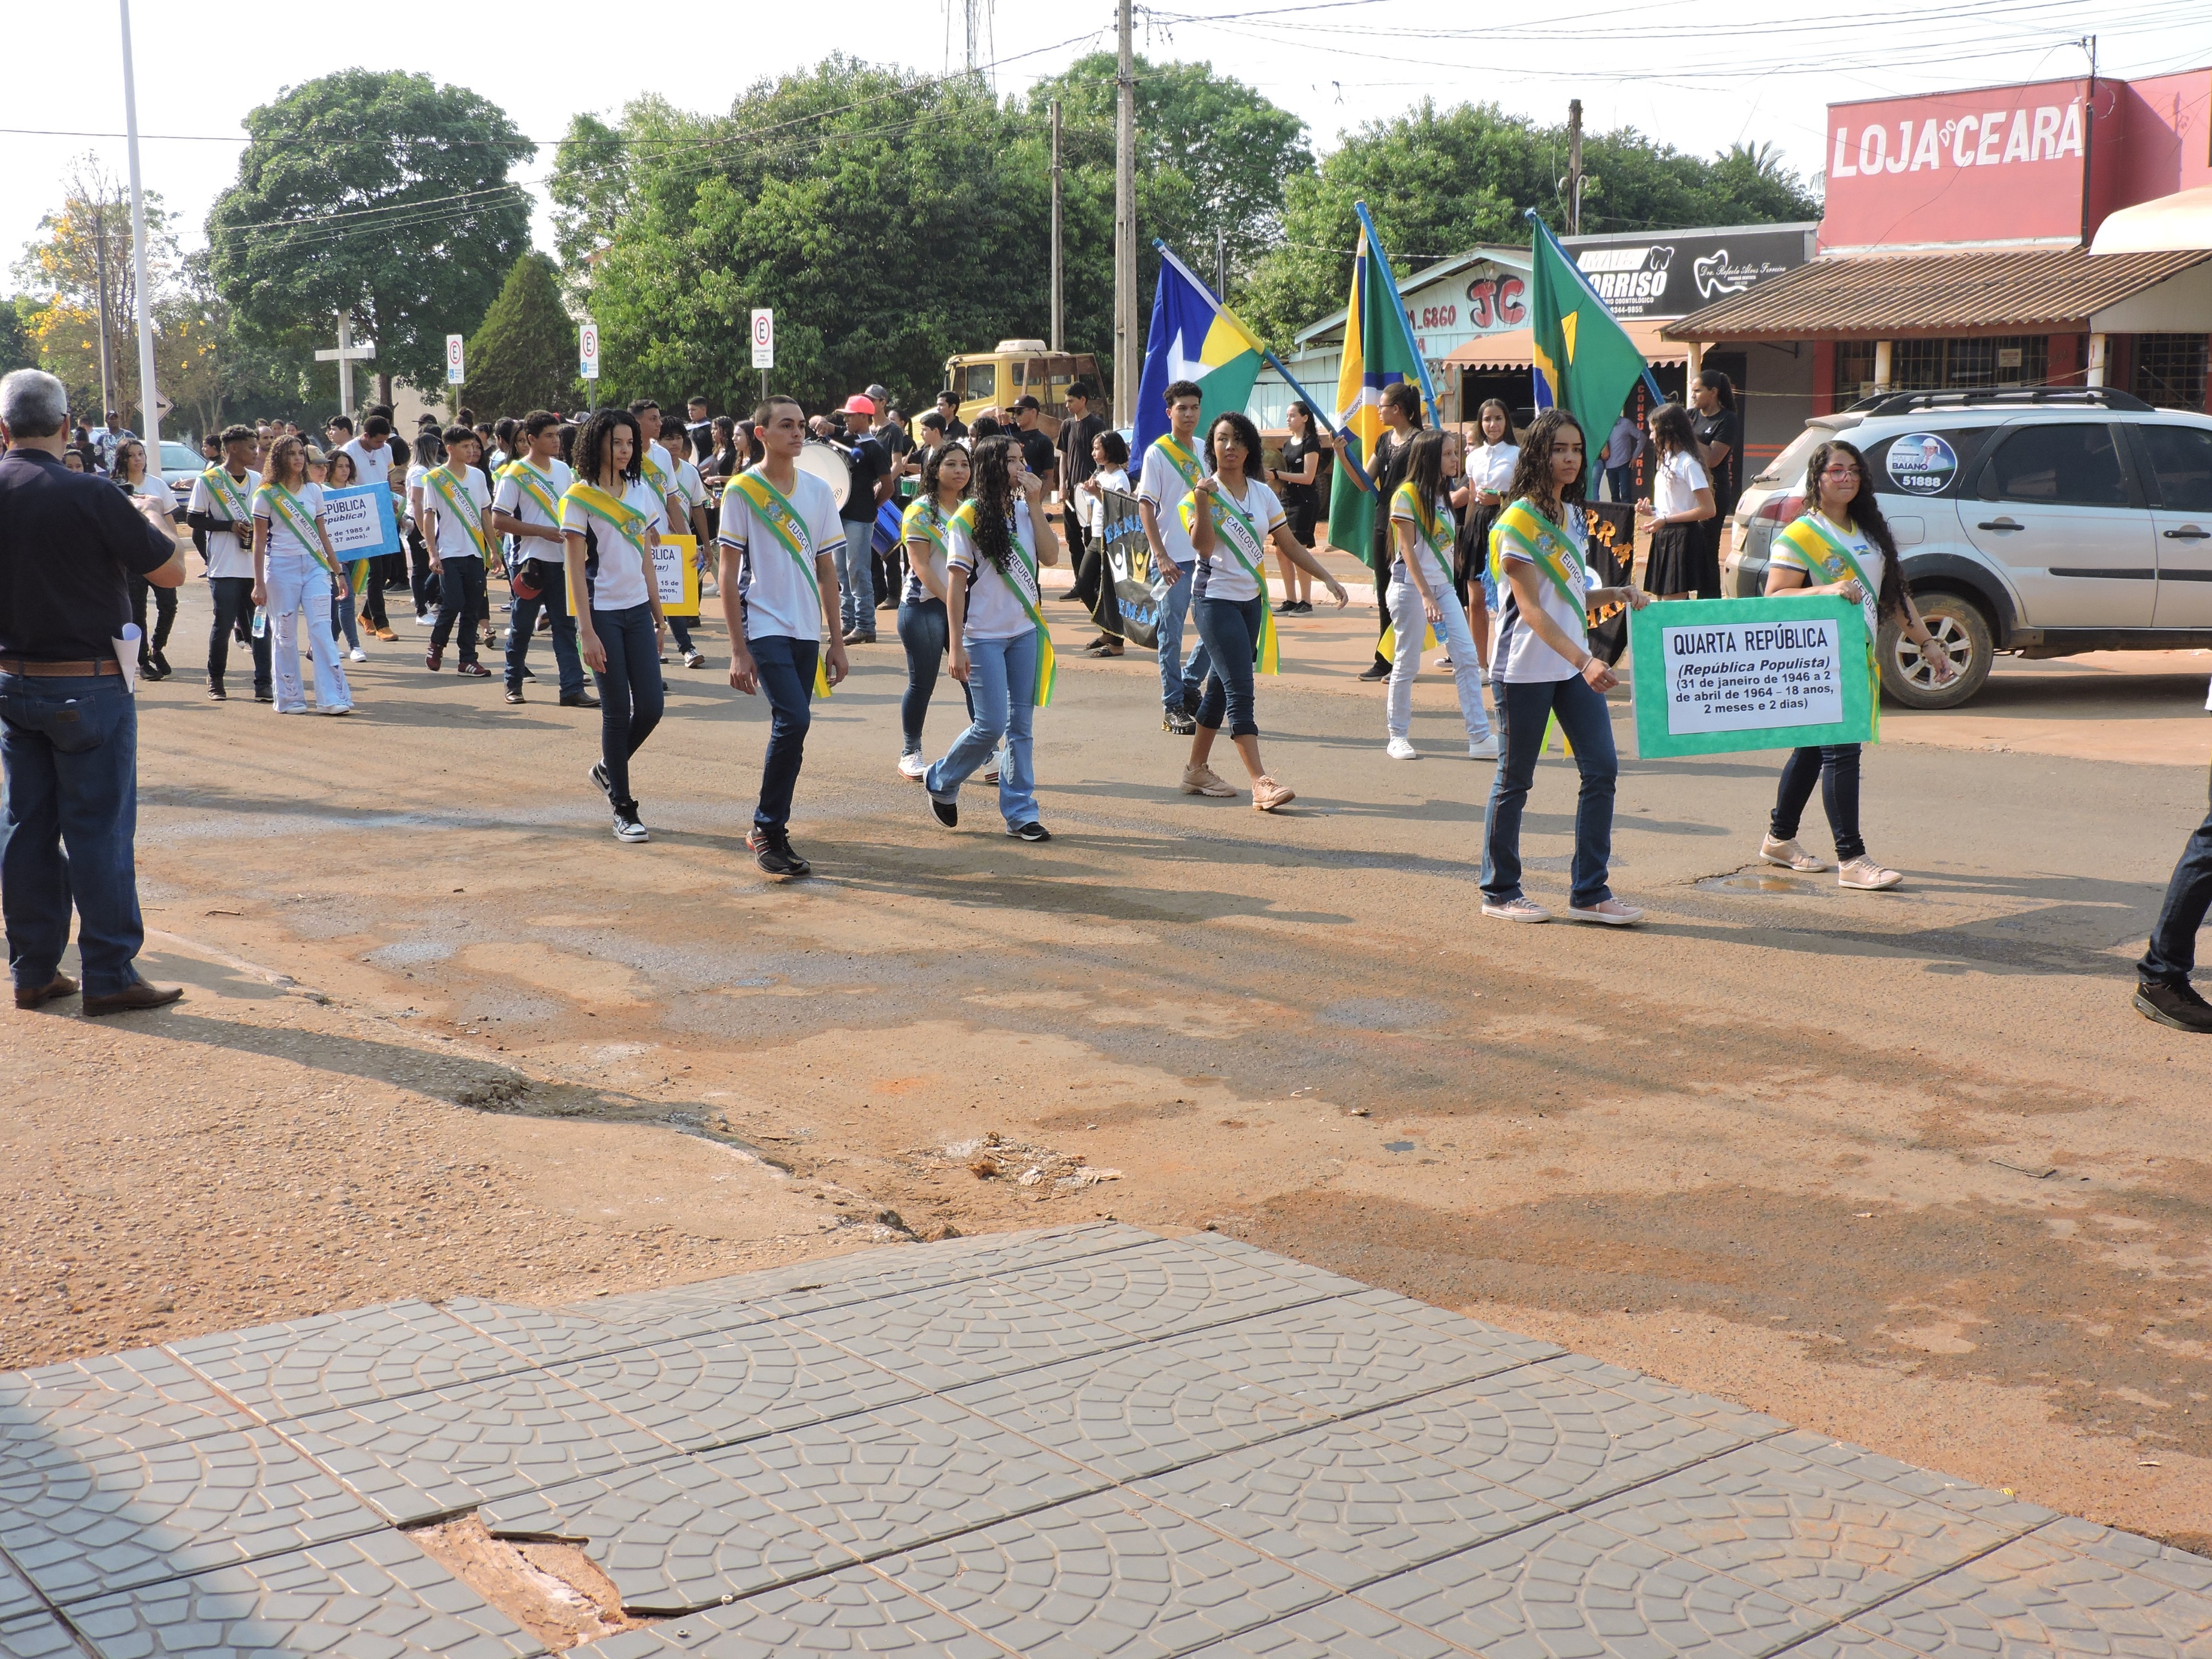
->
[579, 322, 601, 382]
[750, 309, 775, 370]
[446, 334, 465, 387]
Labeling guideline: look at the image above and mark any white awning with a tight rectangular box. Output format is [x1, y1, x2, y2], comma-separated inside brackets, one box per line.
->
[2090, 186, 2212, 255]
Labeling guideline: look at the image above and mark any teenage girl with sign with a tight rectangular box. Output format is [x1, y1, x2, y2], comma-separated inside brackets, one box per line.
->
[1385, 427, 1497, 762]
[1634, 403, 1714, 602]
[250, 434, 354, 716]
[1478, 409, 1649, 925]
[1762, 436, 1954, 889]
[1178, 411, 1348, 813]
[896, 440, 973, 779]
[560, 408, 668, 845]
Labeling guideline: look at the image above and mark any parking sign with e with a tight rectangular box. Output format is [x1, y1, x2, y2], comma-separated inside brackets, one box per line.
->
[751, 309, 774, 371]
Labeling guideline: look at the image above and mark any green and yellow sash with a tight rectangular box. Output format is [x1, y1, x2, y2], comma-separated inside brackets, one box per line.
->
[1776, 511, 1882, 735]
[499, 460, 562, 527]
[641, 447, 678, 510]
[1152, 435, 1203, 495]
[1178, 484, 1280, 675]
[728, 470, 831, 696]
[1489, 496, 1588, 614]
[901, 496, 951, 560]
[425, 465, 490, 559]
[202, 466, 253, 528]
[253, 483, 333, 572]
[1381, 480, 1450, 660]
[951, 501, 1056, 705]
[563, 480, 655, 556]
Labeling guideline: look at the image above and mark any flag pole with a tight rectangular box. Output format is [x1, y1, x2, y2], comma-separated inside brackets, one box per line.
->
[1525, 209, 1666, 407]
[1352, 202, 1441, 424]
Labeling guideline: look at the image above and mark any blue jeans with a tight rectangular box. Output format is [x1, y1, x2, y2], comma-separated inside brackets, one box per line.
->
[927, 631, 1040, 829]
[1149, 559, 1211, 710]
[837, 520, 875, 636]
[1606, 463, 1636, 504]
[1772, 745, 1865, 862]
[896, 597, 972, 755]
[1, 672, 146, 997]
[590, 603, 664, 806]
[1481, 674, 1619, 908]
[507, 567, 584, 697]
[1192, 594, 1264, 739]
[2141, 766, 2212, 987]
[206, 574, 270, 695]
[748, 633, 819, 833]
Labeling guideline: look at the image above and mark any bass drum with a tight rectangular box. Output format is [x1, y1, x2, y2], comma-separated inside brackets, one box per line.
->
[797, 441, 851, 511]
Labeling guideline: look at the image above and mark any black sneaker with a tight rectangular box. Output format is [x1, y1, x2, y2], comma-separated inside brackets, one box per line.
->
[748, 826, 811, 876]
[612, 800, 650, 843]
[588, 762, 612, 801]
[1357, 659, 1390, 682]
[1007, 821, 1051, 843]
[1164, 708, 1197, 735]
[2135, 980, 2212, 1033]
[931, 798, 958, 828]
[504, 686, 525, 704]
[559, 692, 601, 708]
[206, 683, 226, 702]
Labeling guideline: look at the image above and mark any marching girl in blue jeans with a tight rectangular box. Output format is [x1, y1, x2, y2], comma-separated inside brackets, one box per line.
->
[895, 440, 974, 779]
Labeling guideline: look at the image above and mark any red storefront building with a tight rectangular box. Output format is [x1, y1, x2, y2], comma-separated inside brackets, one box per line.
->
[1669, 68, 2212, 418]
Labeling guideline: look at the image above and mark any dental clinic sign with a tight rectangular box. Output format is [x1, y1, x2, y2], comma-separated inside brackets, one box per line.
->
[1821, 77, 2091, 252]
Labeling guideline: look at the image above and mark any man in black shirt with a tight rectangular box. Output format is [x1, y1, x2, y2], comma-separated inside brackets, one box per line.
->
[684, 396, 714, 464]
[1055, 380, 1107, 609]
[933, 391, 968, 442]
[1009, 396, 1057, 492]
[836, 395, 892, 643]
[0, 370, 185, 1014]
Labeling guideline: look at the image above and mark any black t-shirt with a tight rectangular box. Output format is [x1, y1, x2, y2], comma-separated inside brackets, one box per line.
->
[1056, 412, 1106, 488]
[880, 422, 915, 461]
[939, 414, 968, 441]
[1014, 426, 1056, 485]
[686, 420, 714, 463]
[0, 448, 176, 661]
[1694, 408, 1742, 512]
[1277, 433, 1320, 506]
[1368, 429, 1416, 559]
[839, 434, 889, 524]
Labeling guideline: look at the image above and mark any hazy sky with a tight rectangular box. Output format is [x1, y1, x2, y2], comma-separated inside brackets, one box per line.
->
[8, 0, 2206, 303]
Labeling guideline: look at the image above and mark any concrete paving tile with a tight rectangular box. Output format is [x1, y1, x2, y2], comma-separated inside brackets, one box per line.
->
[1580, 1437, 2018, 1624]
[1134, 1420, 1558, 1590]
[0, 1613, 85, 1658]
[1161, 1299, 1541, 1418]
[1176, 1598, 1470, 1659]
[700, 1397, 1105, 1558]
[1359, 1511, 1829, 1659]
[0, 1351, 254, 1465]
[1338, 1291, 1568, 1368]
[552, 1327, 921, 1453]
[0, 1427, 382, 1607]
[2032, 1514, 2212, 1597]
[1175, 1236, 1376, 1300]
[476, 1458, 856, 1614]
[64, 1529, 546, 1658]
[0, 1550, 42, 1625]
[166, 1304, 530, 1423]
[568, 1565, 1015, 1657]
[945, 1348, 1328, 1483]
[441, 1300, 656, 1371]
[1771, 1432, 2059, 1533]
[278, 1372, 678, 1526]
[786, 1282, 1135, 1391]
[1519, 1355, 1792, 1440]
[1833, 1522, 2212, 1657]
[1355, 1365, 1776, 1510]
[988, 1239, 1336, 1344]
[877, 1489, 1334, 1659]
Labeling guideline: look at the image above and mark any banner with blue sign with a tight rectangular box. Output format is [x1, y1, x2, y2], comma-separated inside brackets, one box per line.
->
[320, 484, 400, 560]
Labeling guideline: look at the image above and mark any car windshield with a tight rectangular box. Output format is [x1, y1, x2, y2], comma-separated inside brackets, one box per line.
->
[1756, 419, 1853, 488]
[159, 442, 200, 475]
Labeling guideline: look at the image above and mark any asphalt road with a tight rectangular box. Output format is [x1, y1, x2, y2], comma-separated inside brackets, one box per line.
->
[6, 567, 2211, 1558]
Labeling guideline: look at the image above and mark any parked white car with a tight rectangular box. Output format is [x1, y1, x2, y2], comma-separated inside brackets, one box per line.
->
[1726, 388, 2212, 708]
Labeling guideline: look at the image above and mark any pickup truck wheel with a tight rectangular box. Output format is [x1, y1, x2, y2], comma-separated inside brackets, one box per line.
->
[1880, 592, 1991, 710]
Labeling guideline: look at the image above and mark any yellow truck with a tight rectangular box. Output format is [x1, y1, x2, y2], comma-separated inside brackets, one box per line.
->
[944, 340, 1104, 433]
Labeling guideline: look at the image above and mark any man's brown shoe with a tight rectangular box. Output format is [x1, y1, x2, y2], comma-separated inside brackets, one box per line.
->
[14, 973, 77, 1009]
[82, 981, 183, 1016]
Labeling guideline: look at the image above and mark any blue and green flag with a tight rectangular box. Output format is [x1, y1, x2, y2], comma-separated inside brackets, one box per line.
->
[1132, 247, 1267, 464]
[1528, 209, 1663, 424]
[1327, 208, 1434, 568]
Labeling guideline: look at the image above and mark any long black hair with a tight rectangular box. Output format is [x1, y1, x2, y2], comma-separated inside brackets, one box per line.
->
[1649, 402, 1697, 458]
[1204, 411, 1264, 478]
[575, 408, 644, 487]
[968, 435, 1017, 572]
[921, 438, 970, 509]
[1803, 438, 1912, 624]
[1697, 367, 1737, 411]
[1402, 427, 1448, 522]
[1504, 408, 1586, 516]
[1094, 428, 1129, 468]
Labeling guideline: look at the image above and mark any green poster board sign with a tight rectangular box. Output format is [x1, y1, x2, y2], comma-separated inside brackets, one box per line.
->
[1629, 595, 1876, 759]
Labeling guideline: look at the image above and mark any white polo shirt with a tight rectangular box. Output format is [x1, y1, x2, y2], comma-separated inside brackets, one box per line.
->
[493, 458, 575, 564]
[718, 468, 842, 642]
[189, 465, 260, 580]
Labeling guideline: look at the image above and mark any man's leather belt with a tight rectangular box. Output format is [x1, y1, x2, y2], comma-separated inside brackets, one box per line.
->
[0, 658, 122, 677]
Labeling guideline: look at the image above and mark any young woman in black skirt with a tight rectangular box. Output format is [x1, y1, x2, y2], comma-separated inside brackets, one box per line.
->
[1636, 403, 1716, 601]
[1268, 400, 1323, 613]
[1452, 398, 1518, 674]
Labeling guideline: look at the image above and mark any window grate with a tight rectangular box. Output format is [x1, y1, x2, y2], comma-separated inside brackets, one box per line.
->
[2132, 334, 2208, 411]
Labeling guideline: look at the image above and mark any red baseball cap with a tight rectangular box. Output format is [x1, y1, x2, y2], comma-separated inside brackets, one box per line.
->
[842, 394, 877, 416]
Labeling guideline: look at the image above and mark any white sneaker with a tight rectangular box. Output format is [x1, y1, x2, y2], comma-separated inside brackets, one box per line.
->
[348, 647, 368, 662]
[1761, 836, 1828, 872]
[1385, 735, 1418, 760]
[897, 752, 928, 780]
[1180, 763, 1238, 798]
[1481, 897, 1551, 923]
[1567, 897, 1645, 926]
[683, 649, 707, 669]
[1838, 857, 1903, 891]
[1468, 734, 1499, 759]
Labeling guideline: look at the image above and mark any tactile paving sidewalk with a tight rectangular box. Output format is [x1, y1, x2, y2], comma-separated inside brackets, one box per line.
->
[3, 1223, 2209, 1657]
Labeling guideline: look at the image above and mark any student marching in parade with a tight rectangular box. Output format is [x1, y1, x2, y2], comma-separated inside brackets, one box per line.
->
[1076, 428, 1131, 656]
[1452, 397, 1517, 666]
[716, 396, 849, 877]
[250, 434, 354, 716]
[659, 428, 712, 668]
[320, 448, 368, 662]
[188, 424, 270, 703]
[493, 410, 592, 708]
[1636, 403, 1714, 602]
[110, 440, 179, 681]
[421, 427, 495, 677]
[1348, 382, 1423, 682]
[562, 409, 670, 844]
[924, 435, 1063, 840]
[1137, 380, 1213, 734]
[1761, 437, 1953, 889]
[1478, 410, 1648, 924]
[895, 439, 973, 779]
[1267, 399, 1321, 615]
[1385, 427, 1497, 761]
[1179, 412, 1348, 812]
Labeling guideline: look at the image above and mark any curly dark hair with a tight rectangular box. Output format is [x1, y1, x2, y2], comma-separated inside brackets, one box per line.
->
[1504, 408, 1587, 515]
[967, 435, 1018, 573]
[1648, 402, 1698, 458]
[921, 438, 971, 508]
[1203, 411, 1264, 477]
[1800, 438, 1913, 624]
[574, 408, 644, 487]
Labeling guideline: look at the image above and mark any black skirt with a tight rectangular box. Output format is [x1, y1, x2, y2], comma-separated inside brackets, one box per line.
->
[1456, 502, 1502, 603]
[1645, 522, 1702, 595]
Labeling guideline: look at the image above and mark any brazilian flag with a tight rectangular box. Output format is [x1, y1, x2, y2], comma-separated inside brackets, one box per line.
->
[1326, 216, 1431, 570]
[1528, 209, 1654, 426]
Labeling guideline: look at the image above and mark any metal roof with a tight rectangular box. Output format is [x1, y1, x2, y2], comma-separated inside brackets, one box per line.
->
[1661, 246, 2211, 342]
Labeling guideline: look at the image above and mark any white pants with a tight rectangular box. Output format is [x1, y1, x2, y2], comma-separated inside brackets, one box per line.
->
[1386, 563, 1490, 740]
[267, 554, 352, 713]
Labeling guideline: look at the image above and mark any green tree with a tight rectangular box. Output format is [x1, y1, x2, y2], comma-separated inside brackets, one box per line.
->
[1241, 101, 1820, 347]
[463, 253, 578, 416]
[0, 299, 35, 377]
[207, 70, 532, 404]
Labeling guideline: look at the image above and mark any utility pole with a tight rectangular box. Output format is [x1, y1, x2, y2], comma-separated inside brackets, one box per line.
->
[1112, 0, 1137, 427]
[119, 0, 163, 450]
[90, 201, 118, 428]
[1566, 98, 1585, 236]
[1050, 99, 1064, 353]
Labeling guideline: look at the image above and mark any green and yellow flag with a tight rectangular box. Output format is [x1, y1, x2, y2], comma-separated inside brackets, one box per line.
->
[1328, 210, 1433, 568]
[1528, 209, 1655, 426]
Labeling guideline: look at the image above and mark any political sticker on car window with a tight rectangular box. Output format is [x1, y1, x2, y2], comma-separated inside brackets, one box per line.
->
[1885, 433, 1957, 494]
